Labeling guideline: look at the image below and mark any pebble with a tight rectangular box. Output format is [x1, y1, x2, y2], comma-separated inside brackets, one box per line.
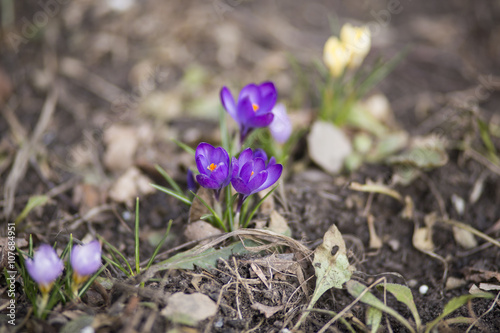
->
[419, 285, 429, 295]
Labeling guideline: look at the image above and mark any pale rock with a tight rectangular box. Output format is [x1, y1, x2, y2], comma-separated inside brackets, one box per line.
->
[307, 121, 352, 174]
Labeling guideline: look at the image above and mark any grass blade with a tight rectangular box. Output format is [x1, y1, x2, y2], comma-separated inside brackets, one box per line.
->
[135, 198, 140, 275]
[151, 184, 192, 206]
[154, 164, 183, 194]
[171, 138, 195, 155]
[145, 220, 173, 271]
[98, 235, 134, 277]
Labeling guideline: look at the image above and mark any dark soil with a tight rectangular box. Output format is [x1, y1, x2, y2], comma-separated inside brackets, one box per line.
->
[1, 0, 500, 332]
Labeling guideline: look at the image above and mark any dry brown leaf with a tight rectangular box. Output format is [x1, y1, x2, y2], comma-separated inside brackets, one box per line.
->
[184, 221, 222, 243]
[108, 167, 155, 206]
[268, 210, 291, 236]
[162, 292, 217, 325]
[188, 187, 215, 223]
[251, 302, 284, 318]
[463, 268, 500, 283]
[103, 125, 138, 172]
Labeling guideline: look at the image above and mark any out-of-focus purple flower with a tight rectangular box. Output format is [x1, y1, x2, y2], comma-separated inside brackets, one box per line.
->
[195, 143, 235, 200]
[186, 169, 197, 193]
[231, 148, 282, 209]
[26, 244, 64, 294]
[220, 82, 277, 143]
[269, 103, 292, 144]
[71, 240, 102, 284]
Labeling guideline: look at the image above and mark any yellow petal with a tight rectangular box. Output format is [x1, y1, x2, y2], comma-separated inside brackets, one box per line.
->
[323, 36, 349, 78]
[340, 24, 371, 69]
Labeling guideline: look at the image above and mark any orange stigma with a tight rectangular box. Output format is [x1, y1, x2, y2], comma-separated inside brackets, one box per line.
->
[207, 163, 217, 172]
[250, 171, 254, 177]
[252, 104, 259, 112]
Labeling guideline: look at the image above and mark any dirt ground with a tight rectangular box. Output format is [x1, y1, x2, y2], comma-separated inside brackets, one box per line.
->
[1, 0, 500, 332]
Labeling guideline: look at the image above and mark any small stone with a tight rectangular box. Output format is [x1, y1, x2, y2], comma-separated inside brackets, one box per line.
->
[387, 239, 400, 252]
[419, 285, 429, 295]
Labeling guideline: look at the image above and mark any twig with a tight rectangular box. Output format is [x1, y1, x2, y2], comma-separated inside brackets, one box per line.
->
[2, 87, 58, 219]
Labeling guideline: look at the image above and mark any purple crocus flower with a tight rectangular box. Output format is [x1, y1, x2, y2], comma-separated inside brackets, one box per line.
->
[71, 240, 102, 284]
[26, 244, 64, 294]
[195, 143, 235, 200]
[231, 148, 283, 210]
[220, 82, 277, 143]
[269, 103, 292, 144]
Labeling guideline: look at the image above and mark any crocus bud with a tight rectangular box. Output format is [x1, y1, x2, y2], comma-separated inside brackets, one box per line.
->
[26, 244, 64, 294]
[71, 240, 102, 285]
[340, 23, 371, 69]
[186, 169, 197, 193]
[323, 36, 349, 78]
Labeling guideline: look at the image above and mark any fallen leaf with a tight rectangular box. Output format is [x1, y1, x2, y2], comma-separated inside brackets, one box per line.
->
[108, 167, 155, 206]
[268, 210, 291, 237]
[103, 125, 138, 172]
[251, 303, 284, 318]
[184, 220, 222, 243]
[188, 187, 215, 223]
[162, 292, 217, 326]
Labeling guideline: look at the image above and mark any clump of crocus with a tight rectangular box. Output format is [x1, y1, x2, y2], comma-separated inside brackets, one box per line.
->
[231, 147, 283, 211]
[195, 142, 235, 201]
[220, 82, 277, 143]
[26, 244, 64, 295]
[70, 240, 102, 289]
[269, 103, 292, 144]
[323, 23, 371, 77]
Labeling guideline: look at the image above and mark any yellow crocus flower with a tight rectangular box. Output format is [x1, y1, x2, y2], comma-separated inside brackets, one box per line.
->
[340, 23, 371, 69]
[323, 36, 350, 78]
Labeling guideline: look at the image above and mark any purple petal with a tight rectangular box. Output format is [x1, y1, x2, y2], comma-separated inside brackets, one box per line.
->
[253, 149, 268, 162]
[238, 84, 260, 105]
[196, 174, 220, 189]
[268, 156, 277, 167]
[71, 241, 102, 277]
[237, 96, 257, 123]
[26, 244, 64, 286]
[231, 178, 252, 195]
[258, 164, 283, 192]
[210, 163, 229, 186]
[230, 157, 239, 180]
[247, 171, 267, 193]
[187, 169, 197, 192]
[240, 160, 255, 183]
[269, 103, 292, 144]
[238, 148, 254, 169]
[212, 147, 229, 165]
[196, 142, 215, 159]
[220, 87, 238, 120]
[253, 158, 266, 173]
[196, 156, 209, 176]
[256, 82, 277, 113]
[246, 112, 274, 128]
